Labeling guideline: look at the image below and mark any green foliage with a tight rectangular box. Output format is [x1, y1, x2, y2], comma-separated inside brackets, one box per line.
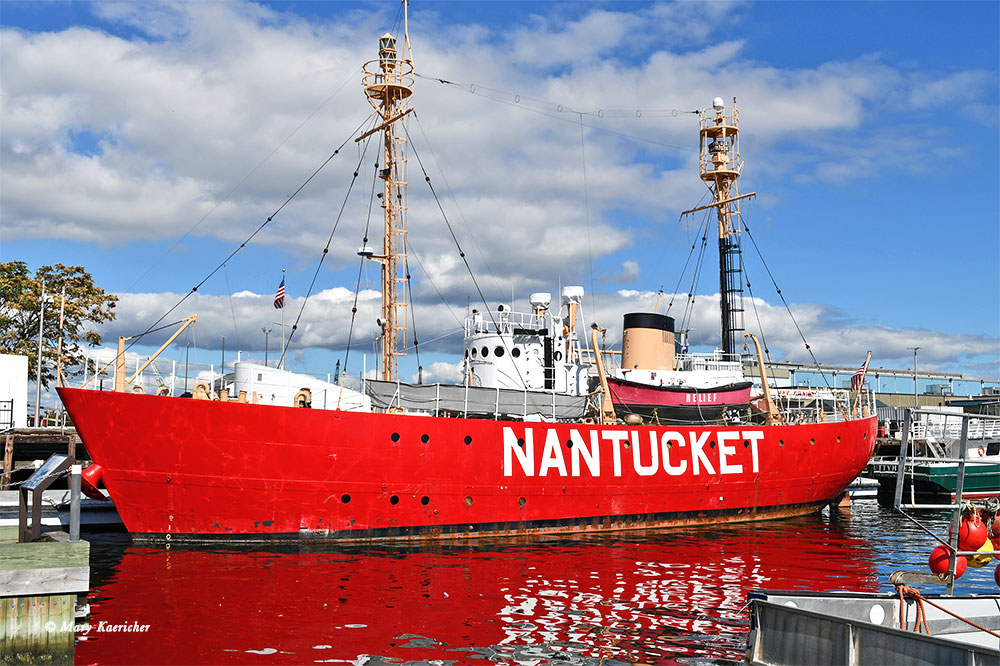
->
[0, 262, 118, 388]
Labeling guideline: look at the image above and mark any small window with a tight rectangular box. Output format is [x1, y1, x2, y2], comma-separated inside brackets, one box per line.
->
[494, 346, 505, 357]
[512, 348, 521, 358]
[481, 346, 489, 358]
[553, 351, 563, 362]
[471, 347, 477, 358]
[257, 373, 263, 381]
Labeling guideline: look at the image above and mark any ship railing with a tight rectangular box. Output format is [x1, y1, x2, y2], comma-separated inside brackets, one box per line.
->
[674, 352, 743, 373]
[892, 408, 1000, 595]
[908, 417, 1000, 441]
[464, 310, 548, 336]
[771, 387, 871, 424]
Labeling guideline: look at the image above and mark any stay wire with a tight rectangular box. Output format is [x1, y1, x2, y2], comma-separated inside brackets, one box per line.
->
[404, 240, 465, 329]
[343, 156, 383, 379]
[92, 115, 375, 383]
[664, 213, 711, 317]
[681, 213, 710, 335]
[223, 262, 242, 350]
[401, 119, 529, 389]
[127, 66, 364, 292]
[739, 216, 828, 387]
[404, 253, 421, 370]
[278, 122, 378, 368]
[411, 112, 504, 299]
[415, 73, 698, 151]
[578, 112, 597, 323]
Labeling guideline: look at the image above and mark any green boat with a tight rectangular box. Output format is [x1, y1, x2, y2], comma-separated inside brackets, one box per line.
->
[871, 438, 999, 505]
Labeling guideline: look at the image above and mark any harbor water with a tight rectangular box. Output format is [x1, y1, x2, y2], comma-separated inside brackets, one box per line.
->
[76, 502, 999, 665]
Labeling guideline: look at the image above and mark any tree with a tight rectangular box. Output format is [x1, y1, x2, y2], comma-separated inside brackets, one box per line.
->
[0, 262, 118, 389]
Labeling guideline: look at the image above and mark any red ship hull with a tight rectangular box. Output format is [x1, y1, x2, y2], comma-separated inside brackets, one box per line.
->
[58, 387, 876, 541]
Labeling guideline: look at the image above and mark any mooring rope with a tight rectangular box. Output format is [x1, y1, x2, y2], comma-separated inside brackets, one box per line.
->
[896, 584, 1000, 638]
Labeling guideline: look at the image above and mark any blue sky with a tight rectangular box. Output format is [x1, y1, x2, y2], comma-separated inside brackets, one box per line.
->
[2, 0, 997, 389]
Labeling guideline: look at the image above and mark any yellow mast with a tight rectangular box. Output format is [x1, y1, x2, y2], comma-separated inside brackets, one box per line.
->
[360, 2, 414, 382]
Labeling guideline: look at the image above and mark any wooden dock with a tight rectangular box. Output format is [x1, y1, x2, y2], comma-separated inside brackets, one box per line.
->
[0, 529, 90, 663]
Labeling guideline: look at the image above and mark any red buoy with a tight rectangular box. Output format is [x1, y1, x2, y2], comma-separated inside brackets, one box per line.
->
[929, 545, 967, 578]
[959, 514, 988, 551]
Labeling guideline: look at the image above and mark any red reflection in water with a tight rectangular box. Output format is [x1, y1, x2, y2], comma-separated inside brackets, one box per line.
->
[77, 517, 879, 665]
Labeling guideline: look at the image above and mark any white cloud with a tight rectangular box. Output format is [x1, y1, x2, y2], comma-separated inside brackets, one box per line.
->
[3, 1, 996, 379]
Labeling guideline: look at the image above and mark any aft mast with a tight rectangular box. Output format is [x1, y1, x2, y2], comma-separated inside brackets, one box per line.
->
[699, 98, 746, 359]
[360, 2, 414, 382]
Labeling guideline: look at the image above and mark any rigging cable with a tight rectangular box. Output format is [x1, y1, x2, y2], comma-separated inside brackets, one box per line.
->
[664, 213, 712, 318]
[404, 253, 421, 372]
[92, 114, 377, 382]
[578, 112, 598, 327]
[411, 113, 505, 300]
[222, 262, 242, 350]
[343, 157, 383, 381]
[127, 66, 364, 292]
[402, 115, 529, 389]
[740, 217, 830, 388]
[414, 73, 697, 152]
[278, 124, 378, 369]
[679, 211, 711, 337]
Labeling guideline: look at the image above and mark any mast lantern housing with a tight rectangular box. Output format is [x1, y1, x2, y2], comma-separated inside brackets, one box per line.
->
[379, 34, 397, 65]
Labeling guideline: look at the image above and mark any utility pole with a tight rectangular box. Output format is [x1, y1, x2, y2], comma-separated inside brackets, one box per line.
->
[907, 346, 921, 407]
[34, 282, 46, 425]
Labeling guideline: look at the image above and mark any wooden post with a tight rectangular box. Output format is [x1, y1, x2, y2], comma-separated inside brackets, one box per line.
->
[2, 434, 12, 491]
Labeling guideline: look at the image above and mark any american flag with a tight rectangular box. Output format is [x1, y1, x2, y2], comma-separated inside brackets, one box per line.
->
[850, 363, 867, 391]
[273, 276, 285, 309]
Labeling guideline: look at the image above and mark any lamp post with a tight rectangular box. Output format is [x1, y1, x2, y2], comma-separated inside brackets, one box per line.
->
[262, 327, 272, 367]
[34, 282, 46, 425]
[907, 346, 921, 407]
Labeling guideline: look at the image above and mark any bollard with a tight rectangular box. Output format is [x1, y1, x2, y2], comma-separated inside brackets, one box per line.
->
[69, 464, 81, 542]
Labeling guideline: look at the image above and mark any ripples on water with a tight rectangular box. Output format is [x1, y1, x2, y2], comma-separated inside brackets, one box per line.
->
[76, 502, 998, 665]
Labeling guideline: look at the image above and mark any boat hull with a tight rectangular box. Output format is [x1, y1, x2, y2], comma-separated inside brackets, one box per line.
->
[607, 377, 752, 421]
[58, 387, 876, 541]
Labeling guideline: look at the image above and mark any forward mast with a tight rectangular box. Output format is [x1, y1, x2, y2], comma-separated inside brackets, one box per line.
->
[360, 5, 414, 382]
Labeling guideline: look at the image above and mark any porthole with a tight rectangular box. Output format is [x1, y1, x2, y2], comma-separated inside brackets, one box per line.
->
[494, 346, 505, 357]
[390, 495, 399, 505]
[565, 439, 573, 449]
[553, 351, 563, 361]
[517, 437, 525, 447]
[809, 438, 815, 446]
[420, 496, 430, 505]
[481, 346, 489, 357]
[779, 439, 784, 447]
[710, 440, 717, 449]
[421, 434, 429, 443]
[512, 348, 521, 358]
[743, 440, 750, 448]
[391, 432, 400, 442]
[341, 494, 351, 504]
[518, 497, 526, 507]
[464, 496, 473, 506]
[837, 436, 841, 443]
[464, 435, 472, 445]
[471, 348, 477, 358]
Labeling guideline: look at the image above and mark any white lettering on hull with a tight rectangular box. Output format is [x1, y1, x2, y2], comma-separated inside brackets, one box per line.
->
[503, 427, 764, 478]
